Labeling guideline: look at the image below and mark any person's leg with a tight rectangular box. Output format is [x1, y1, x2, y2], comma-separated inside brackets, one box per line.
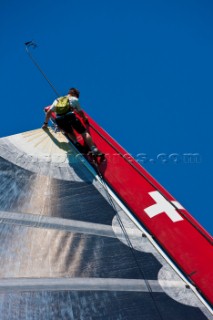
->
[55, 115, 77, 142]
[81, 132, 93, 148]
[68, 113, 102, 154]
[69, 114, 96, 149]
[67, 132, 78, 143]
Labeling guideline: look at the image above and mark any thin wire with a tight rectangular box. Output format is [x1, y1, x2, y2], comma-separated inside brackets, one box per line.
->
[25, 44, 60, 98]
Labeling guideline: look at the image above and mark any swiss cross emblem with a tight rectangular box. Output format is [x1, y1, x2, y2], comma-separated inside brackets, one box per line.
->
[144, 191, 184, 222]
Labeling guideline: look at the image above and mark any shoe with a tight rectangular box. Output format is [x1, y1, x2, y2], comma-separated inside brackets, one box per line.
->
[91, 146, 101, 155]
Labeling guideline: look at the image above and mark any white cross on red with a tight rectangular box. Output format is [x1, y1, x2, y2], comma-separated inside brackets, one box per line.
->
[144, 191, 184, 222]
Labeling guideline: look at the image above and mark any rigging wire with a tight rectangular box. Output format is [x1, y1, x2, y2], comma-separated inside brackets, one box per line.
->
[25, 41, 60, 98]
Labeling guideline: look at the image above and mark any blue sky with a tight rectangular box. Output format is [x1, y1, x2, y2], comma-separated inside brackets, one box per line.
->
[0, 0, 212, 235]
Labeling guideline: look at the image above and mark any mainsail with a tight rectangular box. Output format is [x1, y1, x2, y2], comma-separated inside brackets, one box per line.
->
[0, 118, 212, 319]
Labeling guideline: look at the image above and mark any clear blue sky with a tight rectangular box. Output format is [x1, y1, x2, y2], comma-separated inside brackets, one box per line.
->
[0, 0, 212, 235]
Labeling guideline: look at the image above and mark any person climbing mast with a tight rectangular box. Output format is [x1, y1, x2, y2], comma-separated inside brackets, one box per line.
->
[42, 87, 101, 155]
